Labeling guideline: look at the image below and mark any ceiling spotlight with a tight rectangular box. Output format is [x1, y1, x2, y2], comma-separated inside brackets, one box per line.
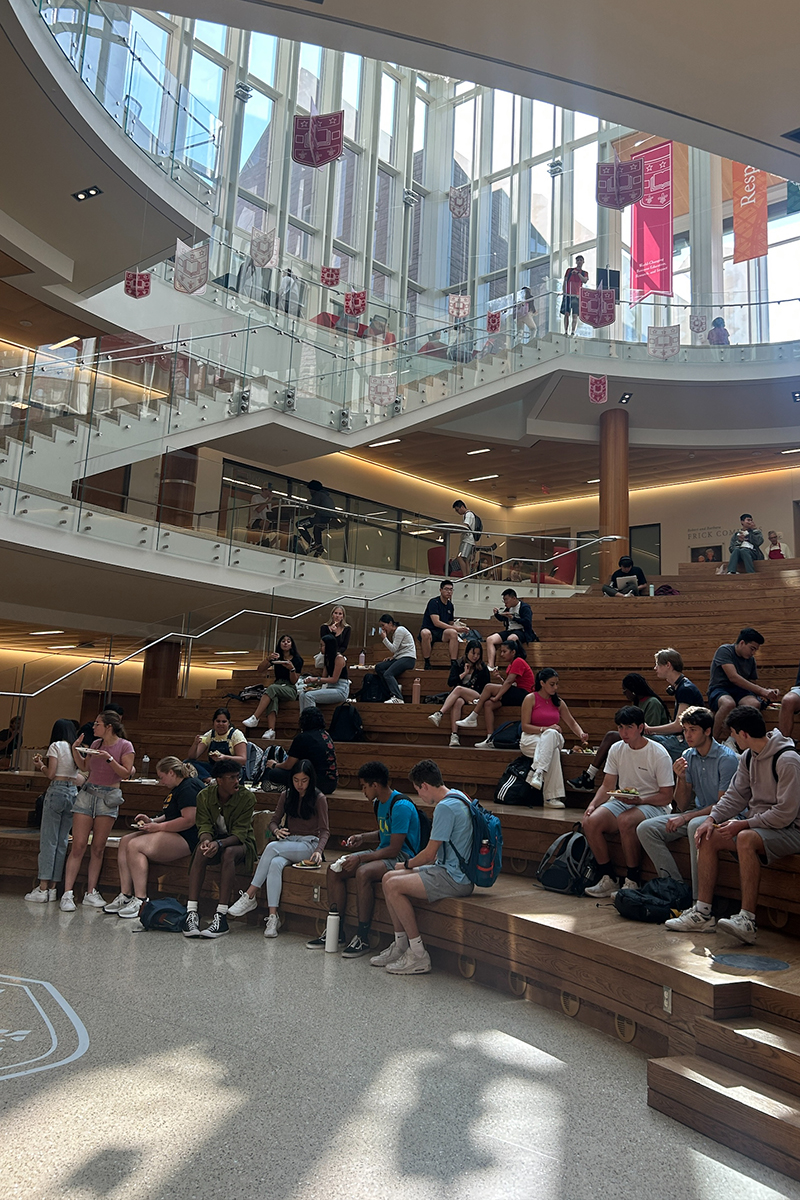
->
[72, 186, 103, 202]
[619, 392, 632, 404]
[793, 392, 800, 403]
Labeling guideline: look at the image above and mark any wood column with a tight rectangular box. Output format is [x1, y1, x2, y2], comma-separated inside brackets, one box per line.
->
[599, 407, 629, 583]
[140, 642, 182, 709]
[157, 447, 198, 528]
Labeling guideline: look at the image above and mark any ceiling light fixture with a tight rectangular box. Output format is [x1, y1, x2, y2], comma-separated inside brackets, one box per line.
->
[368, 438, 401, 447]
[214, 650, 249, 655]
[48, 336, 80, 350]
[409, 529, 435, 536]
[72, 186, 103, 202]
[468, 474, 499, 481]
[586, 478, 601, 483]
[793, 392, 800, 403]
[619, 393, 632, 404]
[30, 630, 64, 636]
[780, 448, 800, 454]
[48, 645, 77, 650]
[466, 448, 491, 455]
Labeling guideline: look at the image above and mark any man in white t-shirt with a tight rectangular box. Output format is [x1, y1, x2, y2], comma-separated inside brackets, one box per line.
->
[583, 705, 675, 897]
[452, 499, 477, 577]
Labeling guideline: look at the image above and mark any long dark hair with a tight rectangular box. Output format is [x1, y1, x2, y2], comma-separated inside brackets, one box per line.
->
[321, 634, 340, 677]
[212, 707, 232, 726]
[502, 639, 527, 661]
[463, 642, 484, 668]
[535, 668, 561, 708]
[50, 718, 78, 744]
[284, 759, 319, 821]
[622, 672, 658, 702]
[275, 633, 300, 661]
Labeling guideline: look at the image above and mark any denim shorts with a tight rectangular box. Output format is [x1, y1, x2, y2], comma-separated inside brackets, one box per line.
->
[72, 784, 124, 818]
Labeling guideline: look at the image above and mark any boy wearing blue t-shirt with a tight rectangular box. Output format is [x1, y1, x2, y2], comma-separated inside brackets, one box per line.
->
[307, 760, 421, 958]
[379, 758, 474, 976]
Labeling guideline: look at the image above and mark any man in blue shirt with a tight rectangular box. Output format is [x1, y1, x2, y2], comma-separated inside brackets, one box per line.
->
[637, 706, 738, 906]
[307, 760, 420, 958]
[378, 758, 474, 976]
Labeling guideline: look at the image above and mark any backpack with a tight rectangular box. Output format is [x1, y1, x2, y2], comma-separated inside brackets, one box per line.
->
[447, 790, 503, 888]
[244, 741, 265, 782]
[225, 685, 266, 704]
[613, 877, 692, 923]
[473, 514, 483, 543]
[491, 721, 522, 750]
[250, 742, 287, 787]
[139, 897, 188, 932]
[328, 703, 364, 742]
[358, 673, 389, 703]
[536, 824, 598, 895]
[743, 745, 797, 782]
[494, 757, 542, 807]
[373, 793, 433, 852]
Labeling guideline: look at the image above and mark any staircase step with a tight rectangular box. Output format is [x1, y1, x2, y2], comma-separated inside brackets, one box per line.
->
[648, 1054, 800, 1181]
[695, 1015, 800, 1098]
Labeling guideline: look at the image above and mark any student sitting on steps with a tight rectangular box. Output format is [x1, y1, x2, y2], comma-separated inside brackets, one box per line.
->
[427, 640, 491, 747]
[570, 673, 669, 791]
[519, 668, 588, 808]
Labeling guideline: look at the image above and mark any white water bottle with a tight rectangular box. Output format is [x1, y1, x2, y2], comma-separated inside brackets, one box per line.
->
[358, 650, 366, 667]
[325, 906, 340, 952]
[141, 755, 150, 778]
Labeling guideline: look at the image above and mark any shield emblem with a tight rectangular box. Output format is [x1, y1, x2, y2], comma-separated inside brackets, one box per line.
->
[448, 294, 471, 318]
[0, 972, 89, 1081]
[579, 287, 616, 329]
[321, 266, 341, 287]
[648, 324, 681, 359]
[449, 185, 471, 219]
[251, 228, 278, 269]
[344, 290, 366, 317]
[588, 374, 608, 404]
[173, 239, 209, 296]
[689, 313, 707, 334]
[124, 271, 150, 299]
[487, 311, 502, 333]
[368, 374, 397, 406]
[596, 159, 644, 209]
[292, 111, 344, 168]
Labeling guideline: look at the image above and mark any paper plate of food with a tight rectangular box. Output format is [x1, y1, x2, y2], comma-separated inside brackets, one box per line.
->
[291, 859, 321, 870]
[609, 787, 641, 800]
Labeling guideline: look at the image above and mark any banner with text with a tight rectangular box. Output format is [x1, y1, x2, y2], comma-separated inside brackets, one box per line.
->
[630, 141, 673, 305]
[732, 162, 768, 264]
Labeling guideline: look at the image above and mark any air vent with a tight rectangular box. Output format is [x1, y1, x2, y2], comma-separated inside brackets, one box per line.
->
[782, 128, 800, 144]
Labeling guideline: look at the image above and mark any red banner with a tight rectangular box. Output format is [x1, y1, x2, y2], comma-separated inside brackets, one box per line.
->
[321, 266, 341, 287]
[630, 141, 673, 305]
[588, 375, 608, 404]
[292, 111, 344, 168]
[579, 287, 616, 329]
[124, 271, 150, 299]
[344, 289, 366, 316]
[487, 311, 501, 333]
[732, 162, 768, 264]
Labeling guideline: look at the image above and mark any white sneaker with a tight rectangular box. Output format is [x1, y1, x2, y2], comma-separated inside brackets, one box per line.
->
[665, 905, 716, 932]
[544, 797, 565, 808]
[385, 948, 432, 975]
[82, 889, 106, 908]
[456, 711, 478, 729]
[619, 878, 640, 892]
[717, 911, 758, 944]
[60, 890, 76, 912]
[584, 875, 618, 898]
[117, 897, 145, 919]
[264, 913, 281, 938]
[529, 770, 545, 790]
[449, 733, 460, 747]
[474, 737, 495, 749]
[262, 729, 275, 740]
[48, 888, 57, 902]
[24, 887, 50, 903]
[371, 940, 406, 967]
[428, 711, 442, 727]
[384, 696, 404, 704]
[242, 715, 259, 728]
[104, 892, 132, 913]
[228, 891, 258, 918]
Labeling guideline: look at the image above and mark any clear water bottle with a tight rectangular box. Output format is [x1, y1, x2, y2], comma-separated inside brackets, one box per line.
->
[141, 755, 150, 779]
[358, 650, 366, 667]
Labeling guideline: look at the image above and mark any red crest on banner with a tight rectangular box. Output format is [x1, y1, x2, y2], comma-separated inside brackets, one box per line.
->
[449, 185, 471, 219]
[124, 271, 151, 299]
[596, 158, 644, 210]
[321, 266, 341, 287]
[630, 141, 673, 305]
[487, 311, 502, 333]
[173, 239, 209, 296]
[689, 313, 707, 334]
[292, 111, 344, 168]
[251, 228, 278, 268]
[368, 374, 397, 406]
[344, 289, 366, 316]
[448, 294, 471, 318]
[588, 374, 608, 404]
[579, 287, 616, 329]
[647, 324, 681, 360]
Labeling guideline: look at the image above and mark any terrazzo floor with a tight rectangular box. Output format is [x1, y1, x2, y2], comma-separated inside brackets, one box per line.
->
[1, 894, 799, 1200]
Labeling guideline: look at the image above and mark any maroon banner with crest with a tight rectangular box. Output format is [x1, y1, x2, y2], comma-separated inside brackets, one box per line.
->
[579, 287, 616, 329]
[487, 311, 501, 333]
[321, 266, 341, 287]
[344, 289, 366, 317]
[630, 141, 673, 305]
[596, 158, 644, 210]
[588, 375, 608, 404]
[124, 271, 151, 299]
[292, 111, 344, 168]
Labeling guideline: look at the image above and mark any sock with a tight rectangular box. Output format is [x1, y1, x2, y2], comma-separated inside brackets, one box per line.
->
[450, 658, 458, 665]
[625, 867, 642, 884]
[357, 921, 371, 940]
[696, 901, 712, 916]
[587, 765, 599, 780]
[135, 896, 148, 903]
[409, 935, 425, 955]
[741, 908, 756, 921]
[394, 932, 409, 950]
[217, 904, 229, 915]
[187, 900, 198, 912]
[596, 861, 615, 879]
[424, 657, 431, 667]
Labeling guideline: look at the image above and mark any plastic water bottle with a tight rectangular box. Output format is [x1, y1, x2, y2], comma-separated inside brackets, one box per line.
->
[141, 755, 150, 779]
[412, 677, 421, 705]
[358, 650, 366, 667]
[325, 906, 340, 952]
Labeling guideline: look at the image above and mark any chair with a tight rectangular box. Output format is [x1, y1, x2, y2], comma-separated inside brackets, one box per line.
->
[427, 545, 447, 576]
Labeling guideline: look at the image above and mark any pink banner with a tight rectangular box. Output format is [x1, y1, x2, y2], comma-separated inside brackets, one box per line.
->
[344, 289, 366, 317]
[588, 375, 608, 404]
[630, 141, 673, 305]
[124, 271, 150, 299]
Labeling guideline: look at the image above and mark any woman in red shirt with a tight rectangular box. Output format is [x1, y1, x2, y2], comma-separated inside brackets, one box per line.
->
[520, 668, 588, 806]
[456, 641, 534, 747]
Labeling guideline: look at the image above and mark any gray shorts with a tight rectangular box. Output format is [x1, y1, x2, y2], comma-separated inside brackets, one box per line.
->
[602, 798, 670, 821]
[743, 825, 800, 865]
[416, 863, 474, 901]
[72, 784, 123, 819]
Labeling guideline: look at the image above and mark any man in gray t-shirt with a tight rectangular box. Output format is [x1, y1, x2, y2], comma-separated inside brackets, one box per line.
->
[707, 628, 778, 740]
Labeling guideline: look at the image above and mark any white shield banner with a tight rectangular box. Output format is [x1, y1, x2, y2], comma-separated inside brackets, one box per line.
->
[647, 324, 681, 360]
[589, 374, 608, 404]
[251, 228, 279, 269]
[579, 287, 616, 329]
[448, 294, 471, 318]
[689, 313, 708, 334]
[174, 239, 209, 296]
[368, 374, 397, 406]
[449, 185, 471, 219]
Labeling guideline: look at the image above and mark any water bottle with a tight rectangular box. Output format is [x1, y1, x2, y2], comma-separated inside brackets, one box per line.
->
[648, 585, 655, 597]
[141, 755, 150, 779]
[358, 650, 366, 667]
[412, 677, 421, 705]
[325, 906, 340, 952]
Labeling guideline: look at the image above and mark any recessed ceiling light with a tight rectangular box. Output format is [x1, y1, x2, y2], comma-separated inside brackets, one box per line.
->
[466, 448, 491, 455]
[586, 478, 601, 483]
[72, 186, 103, 202]
[619, 393, 632, 404]
[793, 392, 800, 403]
[468, 474, 499, 481]
[214, 661, 237, 664]
[48, 645, 77, 650]
[781, 448, 800, 454]
[368, 438, 401, 447]
[214, 650, 249, 655]
[30, 630, 64, 635]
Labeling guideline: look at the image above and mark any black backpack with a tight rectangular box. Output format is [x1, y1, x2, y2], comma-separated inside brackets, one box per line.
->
[225, 685, 266, 703]
[494, 757, 542, 807]
[473, 514, 483, 543]
[743, 745, 797, 781]
[613, 878, 692, 923]
[491, 721, 521, 750]
[373, 793, 433, 851]
[358, 673, 389, 703]
[536, 824, 598, 895]
[328, 704, 364, 742]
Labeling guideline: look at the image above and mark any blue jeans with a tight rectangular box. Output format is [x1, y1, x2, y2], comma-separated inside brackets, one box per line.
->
[38, 781, 77, 881]
[298, 679, 350, 712]
[727, 547, 757, 573]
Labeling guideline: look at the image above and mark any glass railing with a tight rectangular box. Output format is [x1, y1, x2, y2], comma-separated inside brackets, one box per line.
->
[34, 0, 222, 208]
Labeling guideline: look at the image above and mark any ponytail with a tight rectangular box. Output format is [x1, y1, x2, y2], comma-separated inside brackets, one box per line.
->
[157, 756, 197, 779]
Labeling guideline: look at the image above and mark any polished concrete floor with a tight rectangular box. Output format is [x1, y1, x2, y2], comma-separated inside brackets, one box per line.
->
[1, 894, 799, 1200]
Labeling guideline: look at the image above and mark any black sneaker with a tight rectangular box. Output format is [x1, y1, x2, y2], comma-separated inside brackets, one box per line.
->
[342, 934, 371, 959]
[183, 910, 202, 937]
[306, 929, 346, 949]
[200, 912, 229, 939]
[424, 661, 433, 671]
[568, 771, 596, 791]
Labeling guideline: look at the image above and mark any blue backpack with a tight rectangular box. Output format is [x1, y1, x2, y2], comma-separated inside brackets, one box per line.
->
[139, 898, 188, 932]
[447, 790, 503, 888]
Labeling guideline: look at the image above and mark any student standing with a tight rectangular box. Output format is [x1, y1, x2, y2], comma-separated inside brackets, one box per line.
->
[25, 719, 80, 903]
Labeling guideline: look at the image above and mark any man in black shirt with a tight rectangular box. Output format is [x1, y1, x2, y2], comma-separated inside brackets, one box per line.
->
[295, 480, 334, 557]
[418, 579, 466, 671]
[256, 708, 338, 794]
[602, 555, 647, 598]
[645, 647, 705, 761]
